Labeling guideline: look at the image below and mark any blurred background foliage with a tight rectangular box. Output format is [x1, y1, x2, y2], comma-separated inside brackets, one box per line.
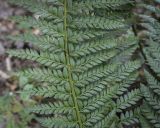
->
[0, 0, 40, 127]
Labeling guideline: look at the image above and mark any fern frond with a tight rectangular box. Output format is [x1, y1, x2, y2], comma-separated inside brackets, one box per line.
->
[28, 102, 73, 115]
[74, 0, 133, 11]
[144, 70, 160, 96]
[17, 68, 67, 84]
[140, 115, 153, 128]
[139, 4, 160, 127]
[116, 89, 142, 113]
[8, 33, 63, 53]
[11, 16, 63, 36]
[141, 85, 160, 114]
[8, 0, 139, 127]
[120, 109, 140, 127]
[7, 49, 65, 69]
[9, 0, 63, 19]
[37, 117, 78, 128]
[141, 103, 160, 128]
[73, 16, 125, 30]
[26, 86, 70, 100]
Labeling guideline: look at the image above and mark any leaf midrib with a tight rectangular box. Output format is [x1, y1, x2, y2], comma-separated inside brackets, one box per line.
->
[63, 0, 83, 127]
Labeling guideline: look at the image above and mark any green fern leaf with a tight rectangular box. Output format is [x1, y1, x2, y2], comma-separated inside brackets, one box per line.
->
[7, 0, 140, 127]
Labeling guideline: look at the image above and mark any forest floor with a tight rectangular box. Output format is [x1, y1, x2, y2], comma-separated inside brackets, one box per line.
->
[0, 0, 40, 127]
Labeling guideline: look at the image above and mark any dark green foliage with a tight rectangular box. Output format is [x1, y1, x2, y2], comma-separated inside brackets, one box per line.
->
[8, 0, 160, 128]
[138, 1, 160, 128]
